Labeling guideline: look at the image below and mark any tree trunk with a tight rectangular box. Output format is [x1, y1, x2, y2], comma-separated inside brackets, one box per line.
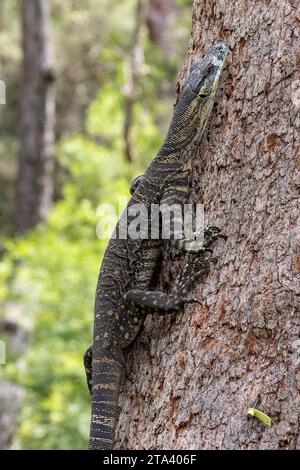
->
[0, 380, 25, 449]
[14, 0, 56, 234]
[123, 0, 146, 164]
[146, 0, 174, 56]
[116, 0, 300, 450]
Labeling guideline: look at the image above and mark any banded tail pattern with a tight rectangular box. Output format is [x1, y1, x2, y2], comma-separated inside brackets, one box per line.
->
[89, 349, 123, 450]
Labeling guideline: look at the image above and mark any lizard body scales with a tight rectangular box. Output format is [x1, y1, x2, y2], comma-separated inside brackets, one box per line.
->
[86, 43, 228, 449]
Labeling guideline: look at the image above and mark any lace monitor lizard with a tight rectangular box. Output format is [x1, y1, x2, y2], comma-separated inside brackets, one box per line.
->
[85, 42, 228, 449]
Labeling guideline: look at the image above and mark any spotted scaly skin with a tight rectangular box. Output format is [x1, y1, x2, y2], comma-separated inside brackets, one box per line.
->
[87, 43, 228, 449]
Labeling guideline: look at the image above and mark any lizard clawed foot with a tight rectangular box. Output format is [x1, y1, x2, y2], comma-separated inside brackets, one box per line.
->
[218, 234, 228, 241]
[203, 226, 227, 249]
[203, 247, 213, 254]
[183, 297, 202, 306]
[177, 244, 214, 254]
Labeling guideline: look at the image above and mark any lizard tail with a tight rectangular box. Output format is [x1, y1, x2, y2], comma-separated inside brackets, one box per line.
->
[89, 349, 123, 450]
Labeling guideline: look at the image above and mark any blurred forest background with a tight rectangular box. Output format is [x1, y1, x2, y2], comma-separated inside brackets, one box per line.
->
[0, 0, 193, 449]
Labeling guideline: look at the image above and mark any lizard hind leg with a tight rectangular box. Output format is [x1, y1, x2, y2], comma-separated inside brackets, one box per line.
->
[123, 289, 186, 313]
[123, 285, 205, 314]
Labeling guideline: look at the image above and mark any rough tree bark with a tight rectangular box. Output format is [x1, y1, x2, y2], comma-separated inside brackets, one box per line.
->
[116, 0, 300, 450]
[14, 0, 56, 234]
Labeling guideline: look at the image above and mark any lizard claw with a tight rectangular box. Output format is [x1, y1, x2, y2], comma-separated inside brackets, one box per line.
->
[203, 247, 213, 254]
[204, 226, 227, 248]
[218, 234, 227, 241]
[183, 297, 202, 306]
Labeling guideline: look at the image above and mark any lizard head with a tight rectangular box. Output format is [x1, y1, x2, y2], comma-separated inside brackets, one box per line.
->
[160, 42, 228, 156]
[187, 43, 228, 100]
[183, 42, 228, 141]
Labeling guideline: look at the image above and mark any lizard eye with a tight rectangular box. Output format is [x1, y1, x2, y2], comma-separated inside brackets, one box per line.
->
[199, 90, 209, 99]
[198, 81, 210, 98]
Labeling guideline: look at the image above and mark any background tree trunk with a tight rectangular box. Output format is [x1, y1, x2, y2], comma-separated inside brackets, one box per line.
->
[123, 0, 147, 164]
[146, 0, 174, 56]
[0, 380, 25, 449]
[14, 0, 56, 234]
[116, 0, 300, 450]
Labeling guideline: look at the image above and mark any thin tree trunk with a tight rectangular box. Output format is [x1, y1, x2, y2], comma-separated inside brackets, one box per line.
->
[123, 0, 146, 163]
[0, 380, 25, 449]
[0, 0, 5, 100]
[0, 0, 4, 32]
[146, 0, 174, 56]
[116, 0, 300, 449]
[14, 0, 56, 234]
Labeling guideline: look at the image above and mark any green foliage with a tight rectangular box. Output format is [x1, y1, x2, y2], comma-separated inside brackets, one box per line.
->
[0, 91, 134, 448]
[1, 152, 106, 448]
[0, 0, 192, 450]
[0, 82, 156, 449]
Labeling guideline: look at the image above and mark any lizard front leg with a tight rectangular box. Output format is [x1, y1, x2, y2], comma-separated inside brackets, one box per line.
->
[122, 254, 212, 314]
[172, 226, 227, 253]
[174, 254, 212, 292]
[159, 181, 226, 254]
